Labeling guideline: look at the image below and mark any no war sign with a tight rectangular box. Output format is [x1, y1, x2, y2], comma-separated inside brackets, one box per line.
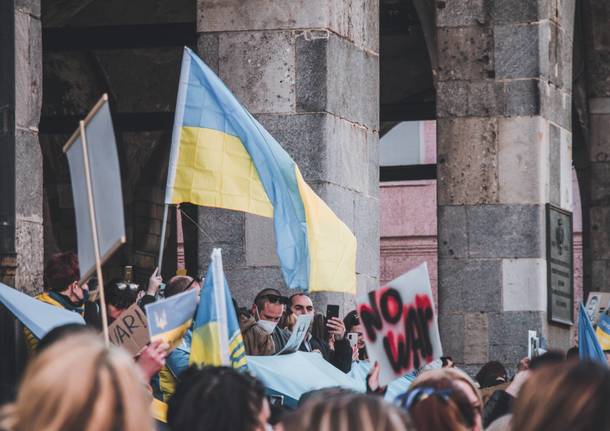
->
[357, 263, 442, 386]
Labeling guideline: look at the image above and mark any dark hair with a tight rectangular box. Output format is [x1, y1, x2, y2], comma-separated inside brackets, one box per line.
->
[168, 366, 267, 431]
[529, 350, 565, 370]
[566, 346, 579, 359]
[165, 275, 197, 298]
[254, 288, 284, 310]
[44, 252, 80, 292]
[105, 279, 138, 310]
[512, 360, 610, 431]
[310, 313, 327, 341]
[343, 310, 360, 332]
[475, 361, 508, 388]
[37, 324, 96, 353]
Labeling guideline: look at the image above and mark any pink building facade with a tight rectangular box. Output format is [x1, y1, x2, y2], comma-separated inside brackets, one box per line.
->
[380, 121, 583, 342]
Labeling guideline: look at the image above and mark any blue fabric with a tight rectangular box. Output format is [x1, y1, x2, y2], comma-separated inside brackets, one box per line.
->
[166, 329, 192, 378]
[347, 360, 416, 402]
[579, 303, 607, 365]
[179, 48, 309, 289]
[0, 282, 85, 339]
[145, 289, 197, 339]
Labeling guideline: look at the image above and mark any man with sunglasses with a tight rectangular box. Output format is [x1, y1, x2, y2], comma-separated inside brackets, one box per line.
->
[240, 288, 291, 355]
[289, 293, 352, 373]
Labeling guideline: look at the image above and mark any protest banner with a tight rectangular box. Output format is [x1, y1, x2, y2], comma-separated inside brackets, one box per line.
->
[596, 311, 610, 350]
[146, 289, 197, 350]
[578, 303, 607, 364]
[357, 262, 442, 386]
[0, 282, 85, 339]
[276, 313, 313, 355]
[63, 94, 126, 344]
[527, 330, 540, 359]
[108, 303, 149, 356]
[584, 292, 610, 325]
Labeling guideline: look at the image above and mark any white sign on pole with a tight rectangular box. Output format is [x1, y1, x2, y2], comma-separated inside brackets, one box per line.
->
[357, 263, 443, 386]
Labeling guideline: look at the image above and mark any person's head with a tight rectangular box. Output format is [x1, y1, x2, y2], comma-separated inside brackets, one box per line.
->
[441, 356, 455, 368]
[281, 390, 410, 431]
[512, 360, 610, 431]
[166, 275, 201, 302]
[529, 350, 565, 371]
[105, 279, 139, 320]
[289, 293, 314, 316]
[411, 368, 483, 431]
[399, 379, 479, 431]
[44, 251, 87, 305]
[475, 361, 508, 389]
[1, 333, 153, 431]
[252, 288, 287, 328]
[168, 365, 269, 431]
[566, 346, 579, 360]
[344, 310, 366, 356]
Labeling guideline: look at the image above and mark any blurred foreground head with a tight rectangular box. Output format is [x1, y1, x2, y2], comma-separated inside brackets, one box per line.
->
[512, 360, 610, 431]
[0, 333, 154, 431]
[168, 365, 269, 431]
[281, 390, 411, 431]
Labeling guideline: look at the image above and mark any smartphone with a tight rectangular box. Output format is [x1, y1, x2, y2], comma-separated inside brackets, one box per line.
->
[326, 304, 340, 321]
[347, 332, 358, 348]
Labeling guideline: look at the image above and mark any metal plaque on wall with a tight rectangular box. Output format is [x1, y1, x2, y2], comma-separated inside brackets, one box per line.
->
[546, 204, 573, 325]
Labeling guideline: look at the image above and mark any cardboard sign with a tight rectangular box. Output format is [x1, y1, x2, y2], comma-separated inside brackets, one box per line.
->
[108, 303, 149, 356]
[276, 314, 313, 355]
[585, 292, 610, 325]
[357, 263, 442, 386]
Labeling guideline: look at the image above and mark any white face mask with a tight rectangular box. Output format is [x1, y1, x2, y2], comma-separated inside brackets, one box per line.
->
[256, 309, 278, 334]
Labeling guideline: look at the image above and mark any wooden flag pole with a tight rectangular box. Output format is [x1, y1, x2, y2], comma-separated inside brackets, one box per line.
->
[80, 120, 110, 346]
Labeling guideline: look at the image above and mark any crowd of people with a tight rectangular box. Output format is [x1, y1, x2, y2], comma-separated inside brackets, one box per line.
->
[1, 251, 610, 431]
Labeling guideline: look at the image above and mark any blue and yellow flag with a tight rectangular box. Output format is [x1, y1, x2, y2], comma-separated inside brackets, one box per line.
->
[190, 249, 247, 369]
[165, 47, 356, 294]
[579, 303, 607, 365]
[145, 289, 198, 350]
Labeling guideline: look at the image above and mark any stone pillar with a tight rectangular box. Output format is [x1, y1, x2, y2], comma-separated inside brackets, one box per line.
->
[584, 1, 610, 295]
[0, 0, 43, 293]
[436, 1, 575, 371]
[195, 1, 379, 311]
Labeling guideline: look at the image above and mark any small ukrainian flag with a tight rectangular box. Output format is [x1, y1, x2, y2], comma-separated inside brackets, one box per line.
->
[165, 47, 356, 295]
[146, 289, 198, 350]
[190, 248, 247, 369]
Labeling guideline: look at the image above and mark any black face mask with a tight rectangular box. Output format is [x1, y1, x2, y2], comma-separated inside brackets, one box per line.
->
[72, 288, 89, 307]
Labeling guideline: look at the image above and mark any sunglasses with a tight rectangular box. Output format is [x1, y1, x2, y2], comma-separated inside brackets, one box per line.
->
[115, 282, 139, 292]
[397, 387, 454, 410]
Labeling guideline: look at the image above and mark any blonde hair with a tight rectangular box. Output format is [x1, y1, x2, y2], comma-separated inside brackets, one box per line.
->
[1, 333, 154, 431]
[281, 391, 411, 431]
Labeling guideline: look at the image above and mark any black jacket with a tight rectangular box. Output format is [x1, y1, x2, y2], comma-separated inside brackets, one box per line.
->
[300, 336, 352, 373]
[483, 390, 514, 428]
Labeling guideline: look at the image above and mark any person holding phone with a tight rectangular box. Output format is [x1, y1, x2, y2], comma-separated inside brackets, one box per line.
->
[288, 293, 352, 373]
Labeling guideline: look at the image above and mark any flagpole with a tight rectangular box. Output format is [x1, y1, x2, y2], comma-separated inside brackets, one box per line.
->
[158, 203, 169, 270]
[80, 120, 110, 346]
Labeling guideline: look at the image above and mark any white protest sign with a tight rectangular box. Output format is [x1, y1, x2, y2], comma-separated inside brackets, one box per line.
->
[357, 263, 442, 386]
[276, 313, 313, 355]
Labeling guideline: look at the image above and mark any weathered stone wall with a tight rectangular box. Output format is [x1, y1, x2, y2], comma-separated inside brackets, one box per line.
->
[196, 0, 380, 312]
[436, 0, 575, 371]
[0, 0, 44, 293]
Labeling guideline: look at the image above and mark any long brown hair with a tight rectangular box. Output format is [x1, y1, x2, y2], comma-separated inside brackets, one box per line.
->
[0, 333, 154, 431]
[512, 360, 610, 431]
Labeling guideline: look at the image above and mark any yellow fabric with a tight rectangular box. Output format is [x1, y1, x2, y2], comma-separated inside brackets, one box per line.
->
[228, 335, 247, 368]
[159, 366, 176, 402]
[151, 319, 193, 351]
[24, 293, 66, 354]
[190, 322, 221, 365]
[151, 398, 168, 423]
[294, 167, 357, 294]
[596, 326, 610, 350]
[169, 127, 273, 217]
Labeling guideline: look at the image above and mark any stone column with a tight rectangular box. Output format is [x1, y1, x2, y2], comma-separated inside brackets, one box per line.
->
[195, 1, 379, 311]
[0, 0, 43, 293]
[436, 0, 575, 371]
[584, 1, 610, 295]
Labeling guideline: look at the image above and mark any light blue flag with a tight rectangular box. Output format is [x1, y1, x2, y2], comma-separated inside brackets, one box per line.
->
[579, 303, 607, 365]
[246, 351, 366, 407]
[0, 282, 85, 339]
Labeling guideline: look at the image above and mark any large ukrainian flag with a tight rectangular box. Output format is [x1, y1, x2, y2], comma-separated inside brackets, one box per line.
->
[190, 249, 246, 369]
[165, 47, 356, 294]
